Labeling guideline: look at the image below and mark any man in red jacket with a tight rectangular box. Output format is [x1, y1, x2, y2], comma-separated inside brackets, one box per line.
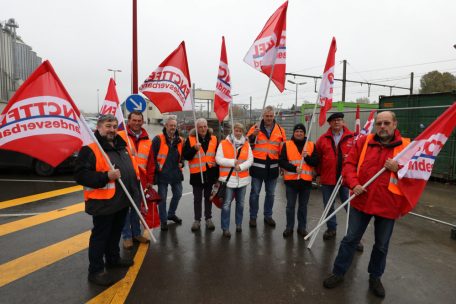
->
[323, 111, 410, 298]
[315, 112, 354, 241]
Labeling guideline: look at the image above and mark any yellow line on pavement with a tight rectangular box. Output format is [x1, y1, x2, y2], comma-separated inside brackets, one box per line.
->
[86, 243, 149, 304]
[0, 185, 83, 210]
[0, 230, 90, 288]
[0, 202, 84, 237]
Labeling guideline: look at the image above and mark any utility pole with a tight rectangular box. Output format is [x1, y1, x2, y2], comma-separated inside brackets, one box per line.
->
[342, 59, 347, 102]
[249, 96, 252, 124]
[108, 69, 122, 82]
[410, 72, 414, 94]
[132, 0, 138, 93]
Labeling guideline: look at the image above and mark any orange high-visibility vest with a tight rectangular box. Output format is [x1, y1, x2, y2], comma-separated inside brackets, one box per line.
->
[357, 134, 410, 196]
[219, 140, 250, 179]
[283, 140, 315, 181]
[119, 131, 152, 174]
[188, 135, 217, 174]
[156, 133, 183, 172]
[247, 124, 286, 160]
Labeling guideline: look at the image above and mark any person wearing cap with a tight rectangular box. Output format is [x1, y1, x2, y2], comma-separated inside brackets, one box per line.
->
[74, 114, 139, 286]
[279, 124, 319, 238]
[315, 112, 359, 245]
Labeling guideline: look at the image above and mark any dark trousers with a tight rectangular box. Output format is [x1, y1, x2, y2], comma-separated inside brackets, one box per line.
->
[192, 184, 213, 221]
[88, 207, 128, 274]
[285, 184, 311, 230]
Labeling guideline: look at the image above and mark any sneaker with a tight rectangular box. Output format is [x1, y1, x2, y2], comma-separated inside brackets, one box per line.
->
[123, 238, 133, 249]
[249, 219, 257, 228]
[161, 223, 168, 231]
[167, 215, 182, 224]
[236, 225, 242, 233]
[133, 235, 150, 243]
[356, 241, 364, 252]
[264, 217, 276, 227]
[105, 258, 134, 269]
[297, 229, 308, 237]
[206, 219, 215, 231]
[283, 229, 293, 238]
[222, 230, 231, 238]
[88, 271, 116, 286]
[323, 229, 337, 240]
[323, 274, 344, 289]
[369, 277, 385, 298]
[191, 221, 201, 232]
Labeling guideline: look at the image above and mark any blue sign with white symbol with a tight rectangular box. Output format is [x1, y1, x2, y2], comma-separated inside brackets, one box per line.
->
[125, 94, 147, 113]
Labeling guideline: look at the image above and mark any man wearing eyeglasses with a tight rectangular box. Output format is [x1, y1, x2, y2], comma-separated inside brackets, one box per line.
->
[323, 111, 410, 298]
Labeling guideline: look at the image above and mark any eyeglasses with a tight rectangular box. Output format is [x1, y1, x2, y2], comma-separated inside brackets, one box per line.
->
[375, 121, 392, 127]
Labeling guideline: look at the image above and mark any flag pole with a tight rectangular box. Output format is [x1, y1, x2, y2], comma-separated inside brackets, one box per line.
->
[79, 114, 157, 244]
[191, 83, 204, 184]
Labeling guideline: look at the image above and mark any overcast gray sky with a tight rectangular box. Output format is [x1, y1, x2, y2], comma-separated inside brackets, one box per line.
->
[3, 0, 456, 112]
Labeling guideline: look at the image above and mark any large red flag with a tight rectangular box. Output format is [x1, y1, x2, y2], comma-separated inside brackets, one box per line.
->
[100, 78, 126, 131]
[244, 1, 288, 92]
[318, 37, 337, 126]
[139, 41, 192, 113]
[214, 36, 232, 122]
[396, 102, 456, 214]
[0, 60, 91, 166]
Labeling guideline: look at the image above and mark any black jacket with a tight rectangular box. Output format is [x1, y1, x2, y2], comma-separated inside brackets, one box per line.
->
[279, 136, 319, 190]
[152, 128, 184, 184]
[74, 131, 140, 216]
[183, 128, 219, 186]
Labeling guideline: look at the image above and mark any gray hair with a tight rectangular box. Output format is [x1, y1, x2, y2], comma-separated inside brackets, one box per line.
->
[163, 115, 177, 125]
[196, 118, 208, 127]
[233, 122, 245, 133]
[263, 105, 275, 115]
[97, 114, 118, 126]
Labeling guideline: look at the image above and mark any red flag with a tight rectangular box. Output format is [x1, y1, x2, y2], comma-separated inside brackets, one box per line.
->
[354, 104, 361, 137]
[396, 102, 456, 213]
[318, 37, 337, 126]
[139, 41, 192, 113]
[214, 36, 232, 122]
[100, 78, 126, 131]
[0, 60, 91, 167]
[358, 110, 376, 139]
[244, 1, 288, 92]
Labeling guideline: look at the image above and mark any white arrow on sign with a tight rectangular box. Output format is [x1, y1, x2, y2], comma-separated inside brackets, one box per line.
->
[129, 97, 143, 111]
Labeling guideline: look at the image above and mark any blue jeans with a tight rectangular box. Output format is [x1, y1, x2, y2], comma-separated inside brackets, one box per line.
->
[121, 203, 141, 239]
[321, 184, 349, 230]
[158, 182, 183, 224]
[332, 206, 395, 279]
[249, 177, 278, 219]
[285, 184, 311, 230]
[221, 186, 246, 230]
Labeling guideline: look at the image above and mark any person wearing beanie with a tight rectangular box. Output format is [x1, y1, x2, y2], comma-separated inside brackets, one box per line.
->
[279, 123, 319, 238]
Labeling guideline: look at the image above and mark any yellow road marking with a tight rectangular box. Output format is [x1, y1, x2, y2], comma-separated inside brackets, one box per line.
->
[86, 243, 149, 304]
[0, 202, 84, 237]
[0, 185, 83, 210]
[0, 230, 90, 288]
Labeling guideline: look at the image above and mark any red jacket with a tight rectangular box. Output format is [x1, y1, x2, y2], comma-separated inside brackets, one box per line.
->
[316, 126, 354, 185]
[342, 129, 409, 219]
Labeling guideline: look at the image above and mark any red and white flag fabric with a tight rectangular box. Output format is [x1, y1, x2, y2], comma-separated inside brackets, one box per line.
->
[244, 1, 288, 92]
[396, 102, 456, 213]
[354, 104, 361, 138]
[100, 78, 125, 131]
[359, 110, 376, 139]
[318, 37, 337, 126]
[0, 60, 91, 167]
[214, 36, 232, 122]
[139, 41, 192, 113]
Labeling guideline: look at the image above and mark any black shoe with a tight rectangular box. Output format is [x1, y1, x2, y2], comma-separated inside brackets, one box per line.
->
[168, 215, 182, 224]
[222, 230, 231, 238]
[88, 271, 116, 286]
[283, 229, 293, 238]
[323, 274, 344, 289]
[161, 223, 168, 231]
[249, 219, 257, 228]
[236, 225, 242, 233]
[356, 242, 364, 252]
[323, 229, 337, 240]
[105, 258, 134, 269]
[264, 217, 276, 227]
[369, 277, 385, 298]
[297, 229, 308, 237]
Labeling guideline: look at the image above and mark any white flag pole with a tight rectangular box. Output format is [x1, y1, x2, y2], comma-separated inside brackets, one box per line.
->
[191, 83, 205, 184]
[79, 114, 156, 244]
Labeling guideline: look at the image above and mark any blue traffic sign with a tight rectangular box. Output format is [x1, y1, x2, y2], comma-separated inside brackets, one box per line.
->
[125, 94, 147, 113]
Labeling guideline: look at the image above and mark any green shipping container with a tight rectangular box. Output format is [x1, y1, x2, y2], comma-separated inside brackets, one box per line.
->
[379, 92, 456, 181]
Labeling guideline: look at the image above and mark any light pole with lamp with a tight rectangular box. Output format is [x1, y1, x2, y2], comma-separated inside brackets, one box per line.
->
[287, 80, 307, 124]
[107, 68, 122, 82]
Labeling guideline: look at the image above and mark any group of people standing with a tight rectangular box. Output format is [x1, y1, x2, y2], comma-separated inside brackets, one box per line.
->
[75, 106, 408, 299]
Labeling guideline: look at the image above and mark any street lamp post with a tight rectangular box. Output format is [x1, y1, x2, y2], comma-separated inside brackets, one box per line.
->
[107, 69, 122, 82]
[287, 80, 307, 124]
